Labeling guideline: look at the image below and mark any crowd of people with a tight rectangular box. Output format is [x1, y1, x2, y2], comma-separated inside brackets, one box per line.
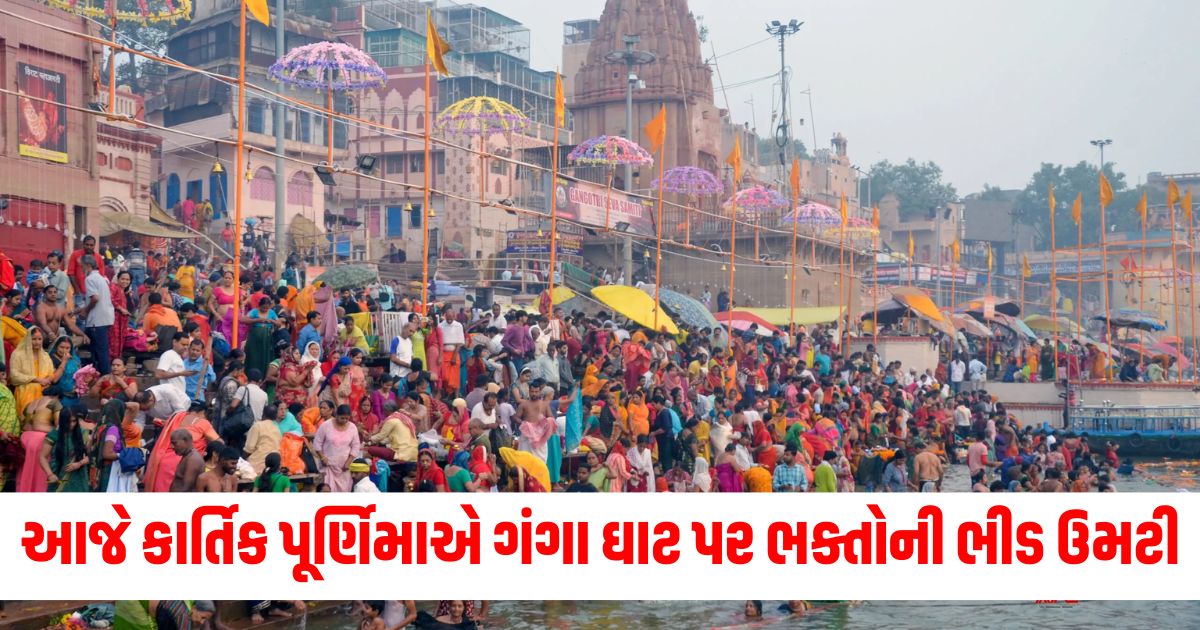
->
[0, 234, 1130, 496]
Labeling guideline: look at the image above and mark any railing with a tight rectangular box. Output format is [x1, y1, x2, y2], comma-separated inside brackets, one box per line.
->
[1069, 404, 1200, 434]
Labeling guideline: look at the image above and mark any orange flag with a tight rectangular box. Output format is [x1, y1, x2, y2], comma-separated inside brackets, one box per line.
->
[839, 192, 848, 227]
[1184, 189, 1194, 223]
[1047, 184, 1056, 219]
[789, 159, 801, 199]
[1137, 190, 1148, 227]
[426, 9, 452, 76]
[643, 105, 666, 155]
[725, 138, 742, 186]
[245, 0, 269, 26]
[871, 206, 879, 229]
[987, 243, 994, 272]
[907, 231, 914, 259]
[1099, 172, 1114, 207]
[1168, 178, 1181, 208]
[1022, 254, 1032, 279]
[554, 72, 565, 128]
[1071, 192, 1082, 226]
[951, 239, 960, 264]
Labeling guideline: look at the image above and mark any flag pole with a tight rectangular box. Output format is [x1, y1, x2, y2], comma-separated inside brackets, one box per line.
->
[1139, 193, 1148, 362]
[652, 111, 666, 332]
[1100, 187, 1113, 380]
[1020, 265, 1025, 319]
[420, 56, 431, 312]
[872, 228, 879, 351]
[1049, 188, 1058, 379]
[1186, 190, 1197, 385]
[1168, 192, 1183, 382]
[1076, 197, 1084, 377]
[107, 16, 117, 115]
[788, 162, 800, 333]
[230, 0, 249, 346]
[547, 72, 562, 308]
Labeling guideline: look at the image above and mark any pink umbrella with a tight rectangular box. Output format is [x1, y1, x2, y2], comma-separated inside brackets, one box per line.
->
[783, 202, 839, 225]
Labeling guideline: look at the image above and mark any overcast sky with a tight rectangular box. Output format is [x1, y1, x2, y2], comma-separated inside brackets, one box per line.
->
[479, 0, 1198, 194]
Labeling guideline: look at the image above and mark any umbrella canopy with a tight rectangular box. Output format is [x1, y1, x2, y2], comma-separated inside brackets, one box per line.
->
[712, 311, 784, 335]
[947, 313, 993, 338]
[435, 96, 530, 136]
[989, 313, 1037, 341]
[269, 42, 386, 90]
[736, 306, 843, 327]
[783, 202, 839, 225]
[861, 299, 910, 325]
[590, 285, 679, 334]
[727, 319, 776, 337]
[959, 297, 1021, 319]
[890, 287, 955, 336]
[1024, 314, 1083, 336]
[823, 217, 879, 237]
[568, 135, 653, 166]
[651, 166, 724, 195]
[642, 287, 719, 330]
[314, 264, 378, 289]
[1148, 342, 1192, 370]
[723, 186, 789, 213]
[1093, 308, 1167, 332]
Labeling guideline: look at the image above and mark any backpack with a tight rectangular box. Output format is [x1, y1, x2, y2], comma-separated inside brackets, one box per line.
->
[118, 446, 145, 473]
[219, 386, 255, 448]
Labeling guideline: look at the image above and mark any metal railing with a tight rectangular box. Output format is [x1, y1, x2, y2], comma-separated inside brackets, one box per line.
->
[1069, 404, 1200, 434]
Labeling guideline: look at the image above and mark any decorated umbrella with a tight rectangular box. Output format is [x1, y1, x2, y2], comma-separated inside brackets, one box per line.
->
[313, 264, 378, 290]
[590, 286, 679, 334]
[959, 296, 1022, 319]
[567, 135, 653, 230]
[823, 217, 879, 238]
[888, 286, 956, 336]
[47, 0, 192, 118]
[269, 42, 386, 165]
[783, 202, 839, 225]
[989, 313, 1037, 342]
[651, 166, 723, 245]
[642, 287, 720, 330]
[712, 311, 784, 336]
[723, 186, 788, 259]
[947, 313, 993, 339]
[436, 96, 530, 211]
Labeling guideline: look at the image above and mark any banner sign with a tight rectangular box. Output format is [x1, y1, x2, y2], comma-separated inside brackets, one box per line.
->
[17, 63, 68, 164]
[555, 178, 653, 235]
[505, 230, 582, 256]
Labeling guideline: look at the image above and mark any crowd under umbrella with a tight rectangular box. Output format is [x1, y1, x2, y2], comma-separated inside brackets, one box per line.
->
[47, 0, 192, 117]
[567, 135, 653, 230]
[651, 166, 723, 245]
[268, 42, 386, 165]
[723, 186, 789, 259]
[436, 96, 530, 206]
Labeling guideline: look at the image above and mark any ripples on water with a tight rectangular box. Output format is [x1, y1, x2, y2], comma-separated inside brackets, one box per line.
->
[305, 460, 1197, 630]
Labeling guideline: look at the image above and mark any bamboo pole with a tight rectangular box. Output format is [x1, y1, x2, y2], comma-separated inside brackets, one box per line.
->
[419, 58, 431, 311]
[230, 0, 248, 346]
[1188, 192, 1197, 385]
[547, 84, 562, 305]
[1050, 198, 1058, 379]
[652, 117, 666, 331]
[1100, 195, 1113, 379]
[788, 171, 799, 333]
[1169, 198, 1183, 382]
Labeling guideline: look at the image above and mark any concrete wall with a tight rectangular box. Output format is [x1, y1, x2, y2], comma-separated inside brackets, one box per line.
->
[850, 336, 939, 375]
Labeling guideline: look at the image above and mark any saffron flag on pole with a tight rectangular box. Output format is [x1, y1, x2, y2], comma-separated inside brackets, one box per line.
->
[725, 138, 742, 187]
[871, 206, 879, 230]
[245, 0, 269, 26]
[426, 9, 452, 76]
[1072, 192, 1083, 226]
[839, 192, 849, 227]
[1048, 184, 1056, 219]
[1137, 191, 1148, 227]
[987, 244, 994, 272]
[1185, 189, 1194, 223]
[1099, 172, 1114, 208]
[1022, 254, 1032, 279]
[951, 239, 960, 264]
[1168, 179, 1181, 209]
[554, 72, 565, 128]
[643, 104, 666, 155]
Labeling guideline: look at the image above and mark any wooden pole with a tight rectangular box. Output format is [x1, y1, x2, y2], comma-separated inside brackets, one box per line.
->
[873, 231, 879, 350]
[107, 17, 117, 114]
[1139, 205, 1147, 361]
[420, 59, 431, 312]
[728, 186, 738, 358]
[789, 180, 799, 332]
[652, 116, 666, 331]
[1100, 195, 1113, 379]
[326, 84, 334, 166]
[1169, 198, 1183, 382]
[1077, 210, 1084, 364]
[547, 85, 562, 305]
[230, 0, 248, 346]
[1188, 191, 1197, 384]
[838, 223, 847, 348]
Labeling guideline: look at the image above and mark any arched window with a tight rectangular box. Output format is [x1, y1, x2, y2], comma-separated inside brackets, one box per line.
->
[287, 171, 314, 206]
[166, 173, 181, 209]
[494, 177, 503, 195]
[415, 112, 424, 130]
[250, 166, 275, 201]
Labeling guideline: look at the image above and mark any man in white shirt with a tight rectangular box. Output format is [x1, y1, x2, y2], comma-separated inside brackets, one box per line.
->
[389, 323, 414, 379]
[243, 369, 270, 421]
[489, 303, 507, 331]
[949, 355, 967, 394]
[470, 392, 499, 429]
[350, 459, 380, 493]
[438, 312, 465, 347]
[968, 357, 987, 391]
[79, 255, 115, 374]
[135, 383, 191, 429]
[154, 334, 193, 397]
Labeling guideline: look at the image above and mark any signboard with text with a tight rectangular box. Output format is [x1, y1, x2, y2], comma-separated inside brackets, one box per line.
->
[555, 177, 653, 235]
[17, 63, 68, 163]
[505, 230, 582, 256]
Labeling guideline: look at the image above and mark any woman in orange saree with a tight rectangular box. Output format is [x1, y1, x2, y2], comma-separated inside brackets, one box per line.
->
[143, 404, 221, 492]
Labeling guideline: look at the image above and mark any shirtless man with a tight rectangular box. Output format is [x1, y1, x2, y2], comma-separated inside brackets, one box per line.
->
[1038, 467, 1065, 492]
[912, 440, 945, 492]
[515, 381, 550, 425]
[168, 430, 206, 492]
[34, 285, 87, 341]
[198, 446, 241, 492]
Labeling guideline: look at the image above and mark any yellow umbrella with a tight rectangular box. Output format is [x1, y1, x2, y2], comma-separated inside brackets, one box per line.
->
[499, 447, 549, 492]
[549, 286, 576, 305]
[737, 306, 843, 327]
[1024, 314, 1083, 336]
[890, 286, 955, 336]
[590, 285, 680, 334]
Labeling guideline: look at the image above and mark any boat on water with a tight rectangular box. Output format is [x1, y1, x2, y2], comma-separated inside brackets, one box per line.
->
[1068, 403, 1200, 457]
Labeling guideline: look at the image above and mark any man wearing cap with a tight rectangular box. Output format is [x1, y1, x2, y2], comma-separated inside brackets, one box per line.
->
[350, 458, 379, 493]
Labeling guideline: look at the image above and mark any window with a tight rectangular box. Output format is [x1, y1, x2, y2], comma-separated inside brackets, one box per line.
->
[298, 112, 311, 143]
[386, 206, 404, 238]
[287, 171, 313, 206]
[385, 154, 405, 174]
[247, 101, 264, 134]
[367, 206, 380, 238]
[334, 120, 347, 149]
[409, 155, 424, 173]
[96, 153, 108, 167]
[116, 157, 133, 171]
[186, 180, 203, 204]
[490, 158, 506, 175]
[249, 167, 274, 201]
[436, 152, 445, 175]
[409, 204, 422, 228]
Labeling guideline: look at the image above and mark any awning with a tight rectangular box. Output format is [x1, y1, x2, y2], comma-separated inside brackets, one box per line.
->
[99, 211, 196, 239]
[889, 286, 955, 336]
[736, 306, 843, 327]
[149, 198, 185, 229]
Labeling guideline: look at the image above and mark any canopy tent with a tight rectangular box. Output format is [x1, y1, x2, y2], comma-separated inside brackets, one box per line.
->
[289, 215, 323, 250]
[735, 306, 843, 327]
[889, 287, 956, 336]
[1147, 341, 1192, 371]
[1093, 308, 1167, 332]
[148, 198, 186, 228]
[947, 313, 993, 338]
[989, 312, 1037, 341]
[590, 285, 680, 335]
[959, 296, 1021, 319]
[99, 211, 196, 240]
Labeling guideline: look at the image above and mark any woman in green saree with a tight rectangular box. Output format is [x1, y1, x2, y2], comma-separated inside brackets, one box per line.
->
[585, 450, 610, 491]
[38, 407, 91, 492]
[244, 297, 280, 379]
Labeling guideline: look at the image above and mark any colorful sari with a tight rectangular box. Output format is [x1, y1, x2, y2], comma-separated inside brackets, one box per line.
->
[244, 309, 277, 377]
[604, 442, 632, 493]
[0, 381, 17, 436]
[143, 411, 215, 493]
[9, 333, 52, 419]
[499, 447, 549, 492]
[45, 426, 91, 493]
[109, 281, 129, 359]
[275, 353, 311, 407]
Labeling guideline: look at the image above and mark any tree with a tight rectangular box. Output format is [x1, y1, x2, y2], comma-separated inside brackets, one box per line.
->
[1011, 161, 1136, 249]
[109, 22, 171, 96]
[756, 136, 809, 167]
[867, 158, 958, 220]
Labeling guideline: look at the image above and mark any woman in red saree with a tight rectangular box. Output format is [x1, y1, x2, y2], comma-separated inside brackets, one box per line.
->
[275, 346, 311, 407]
[423, 320, 444, 390]
[109, 271, 132, 360]
[604, 439, 633, 492]
[413, 448, 448, 492]
[143, 404, 221, 492]
[468, 445, 495, 491]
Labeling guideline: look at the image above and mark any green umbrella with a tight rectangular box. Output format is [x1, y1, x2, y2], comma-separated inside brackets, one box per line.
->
[314, 264, 378, 289]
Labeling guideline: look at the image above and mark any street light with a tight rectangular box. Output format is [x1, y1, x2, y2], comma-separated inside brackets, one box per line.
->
[765, 18, 803, 166]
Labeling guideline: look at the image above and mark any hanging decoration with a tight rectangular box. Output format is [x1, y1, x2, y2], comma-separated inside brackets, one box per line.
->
[567, 135, 653, 166]
[651, 166, 723, 195]
[435, 96, 530, 137]
[47, 0, 192, 24]
[268, 42, 387, 90]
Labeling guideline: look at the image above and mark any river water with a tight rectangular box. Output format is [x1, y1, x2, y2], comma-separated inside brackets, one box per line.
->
[301, 459, 1195, 630]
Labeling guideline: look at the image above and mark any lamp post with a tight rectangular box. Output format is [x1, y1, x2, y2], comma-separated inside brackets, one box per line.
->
[1091, 138, 1114, 355]
[765, 19, 802, 168]
[604, 35, 655, 285]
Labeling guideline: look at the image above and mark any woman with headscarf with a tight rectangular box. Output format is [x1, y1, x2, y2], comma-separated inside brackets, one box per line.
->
[692, 457, 713, 492]
[414, 448, 448, 492]
[318, 357, 353, 408]
[468, 445, 495, 491]
[46, 336, 82, 412]
[603, 440, 633, 492]
[210, 269, 241, 342]
[38, 407, 90, 492]
[300, 341, 323, 403]
[313, 283, 338, 346]
[9, 327, 53, 418]
[346, 348, 369, 414]
[580, 363, 606, 398]
[499, 446, 549, 492]
[275, 345, 311, 407]
[109, 270, 132, 360]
